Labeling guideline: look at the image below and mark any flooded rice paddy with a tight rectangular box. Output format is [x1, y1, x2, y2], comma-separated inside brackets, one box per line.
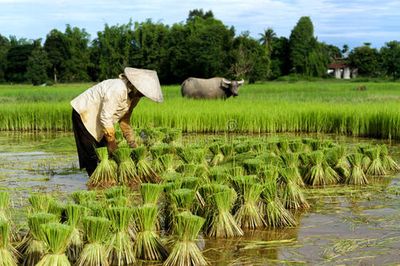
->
[0, 132, 399, 265]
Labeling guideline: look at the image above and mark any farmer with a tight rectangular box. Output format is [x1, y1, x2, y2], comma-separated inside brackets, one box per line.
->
[70, 67, 163, 176]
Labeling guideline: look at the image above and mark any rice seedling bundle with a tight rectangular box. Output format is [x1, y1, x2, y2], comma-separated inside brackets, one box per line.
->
[104, 186, 130, 199]
[234, 142, 251, 154]
[346, 153, 369, 185]
[262, 177, 296, 228]
[206, 188, 243, 238]
[208, 167, 230, 184]
[163, 211, 207, 266]
[170, 189, 197, 214]
[380, 145, 400, 172]
[242, 159, 263, 175]
[0, 192, 10, 222]
[280, 152, 304, 187]
[77, 216, 111, 266]
[71, 191, 97, 205]
[208, 143, 224, 166]
[36, 223, 73, 266]
[326, 146, 351, 180]
[20, 213, 59, 266]
[365, 147, 386, 176]
[160, 154, 176, 174]
[220, 144, 234, 160]
[162, 128, 182, 145]
[289, 140, 304, 153]
[176, 163, 198, 176]
[88, 147, 118, 188]
[132, 146, 160, 183]
[28, 193, 53, 213]
[105, 207, 135, 265]
[106, 197, 130, 208]
[141, 183, 164, 205]
[150, 145, 168, 174]
[48, 200, 65, 219]
[231, 176, 265, 230]
[279, 168, 310, 210]
[250, 140, 265, 154]
[0, 221, 18, 266]
[304, 151, 338, 186]
[277, 139, 291, 153]
[137, 128, 164, 147]
[115, 147, 139, 185]
[65, 204, 86, 263]
[132, 204, 167, 261]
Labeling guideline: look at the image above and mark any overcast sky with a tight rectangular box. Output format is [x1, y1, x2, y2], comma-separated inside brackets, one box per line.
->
[1, 0, 399, 49]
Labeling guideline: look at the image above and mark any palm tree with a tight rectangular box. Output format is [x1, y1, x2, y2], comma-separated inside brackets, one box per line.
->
[259, 27, 276, 78]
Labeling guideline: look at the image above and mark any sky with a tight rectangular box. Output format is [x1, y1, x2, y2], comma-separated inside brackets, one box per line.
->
[1, 0, 399, 49]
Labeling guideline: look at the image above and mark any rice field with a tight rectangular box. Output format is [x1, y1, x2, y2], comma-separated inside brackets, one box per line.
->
[0, 81, 399, 139]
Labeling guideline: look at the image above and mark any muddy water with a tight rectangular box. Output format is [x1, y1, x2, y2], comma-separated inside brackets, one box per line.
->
[0, 132, 399, 265]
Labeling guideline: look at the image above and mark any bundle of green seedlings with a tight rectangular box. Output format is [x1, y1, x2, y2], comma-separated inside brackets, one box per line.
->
[0, 220, 18, 266]
[163, 211, 207, 266]
[77, 216, 111, 266]
[71, 191, 97, 206]
[208, 142, 224, 166]
[346, 153, 369, 185]
[132, 146, 160, 183]
[242, 158, 264, 176]
[105, 207, 135, 265]
[115, 146, 139, 186]
[231, 175, 265, 230]
[103, 186, 132, 209]
[18, 213, 59, 266]
[280, 152, 304, 187]
[161, 128, 182, 146]
[261, 176, 296, 228]
[140, 183, 164, 205]
[166, 188, 198, 232]
[132, 204, 168, 261]
[380, 145, 400, 172]
[36, 223, 73, 266]
[304, 150, 339, 186]
[65, 204, 86, 263]
[364, 146, 386, 176]
[88, 147, 118, 188]
[150, 144, 171, 174]
[208, 167, 230, 184]
[160, 153, 176, 174]
[28, 193, 53, 213]
[326, 145, 351, 181]
[205, 186, 243, 238]
[278, 168, 310, 210]
[0, 192, 11, 222]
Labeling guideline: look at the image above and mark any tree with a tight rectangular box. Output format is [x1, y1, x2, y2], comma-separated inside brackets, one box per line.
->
[348, 44, 380, 77]
[26, 47, 50, 85]
[5, 38, 39, 82]
[259, 27, 276, 77]
[187, 9, 214, 22]
[270, 37, 291, 79]
[0, 34, 10, 82]
[44, 29, 69, 83]
[380, 41, 400, 79]
[289, 17, 327, 76]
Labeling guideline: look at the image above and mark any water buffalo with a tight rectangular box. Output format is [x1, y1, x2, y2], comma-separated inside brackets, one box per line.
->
[181, 77, 244, 99]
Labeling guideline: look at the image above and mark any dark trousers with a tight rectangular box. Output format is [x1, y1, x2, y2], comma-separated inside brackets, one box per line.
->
[72, 109, 106, 176]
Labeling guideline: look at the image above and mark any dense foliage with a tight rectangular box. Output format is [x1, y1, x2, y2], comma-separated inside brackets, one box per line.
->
[0, 10, 398, 85]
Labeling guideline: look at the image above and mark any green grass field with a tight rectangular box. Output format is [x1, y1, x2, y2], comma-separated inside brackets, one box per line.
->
[0, 81, 399, 139]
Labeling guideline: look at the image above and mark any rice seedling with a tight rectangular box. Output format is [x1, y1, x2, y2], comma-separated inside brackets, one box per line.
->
[280, 152, 304, 187]
[277, 139, 291, 153]
[65, 204, 86, 263]
[346, 153, 369, 185]
[162, 128, 182, 145]
[71, 191, 97, 205]
[19, 213, 59, 266]
[132, 146, 160, 183]
[137, 128, 164, 147]
[231, 176, 265, 230]
[164, 211, 207, 266]
[88, 147, 118, 188]
[36, 223, 73, 266]
[0, 192, 10, 222]
[140, 183, 164, 205]
[132, 204, 168, 261]
[170, 189, 197, 214]
[106, 197, 130, 208]
[380, 145, 400, 172]
[304, 151, 339, 186]
[48, 200, 65, 219]
[208, 167, 230, 184]
[278, 168, 310, 210]
[365, 147, 386, 176]
[176, 163, 198, 176]
[234, 142, 252, 154]
[289, 140, 304, 153]
[115, 147, 139, 186]
[0, 221, 18, 266]
[261, 177, 296, 228]
[160, 154, 176, 174]
[208, 143, 224, 166]
[28, 193, 53, 213]
[150, 145, 169, 174]
[206, 188, 243, 238]
[220, 144, 234, 160]
[326, 146, 351, 180]
[77, 216, 111, 266]
[105, 207, 135, 266]
[242, 158, 263, 175]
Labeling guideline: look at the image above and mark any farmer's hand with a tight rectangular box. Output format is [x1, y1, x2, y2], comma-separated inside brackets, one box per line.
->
[104, 127, 118, 155]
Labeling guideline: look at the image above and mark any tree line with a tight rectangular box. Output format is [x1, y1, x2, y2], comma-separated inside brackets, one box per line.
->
[0, 10, 399, 85]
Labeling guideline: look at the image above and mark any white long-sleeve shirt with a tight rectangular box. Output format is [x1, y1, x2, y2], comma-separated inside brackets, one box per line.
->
[71, 78, 132, 141]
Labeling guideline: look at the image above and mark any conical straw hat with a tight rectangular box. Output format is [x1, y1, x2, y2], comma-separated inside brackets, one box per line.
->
[124, 67, 163, 103]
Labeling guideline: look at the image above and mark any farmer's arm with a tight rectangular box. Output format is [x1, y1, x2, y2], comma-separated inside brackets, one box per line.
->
[119, 98, 141, 148]
[99, 87, 125, 153]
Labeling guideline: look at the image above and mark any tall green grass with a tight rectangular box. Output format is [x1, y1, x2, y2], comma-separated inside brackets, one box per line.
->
[0, 82, 399, 139]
